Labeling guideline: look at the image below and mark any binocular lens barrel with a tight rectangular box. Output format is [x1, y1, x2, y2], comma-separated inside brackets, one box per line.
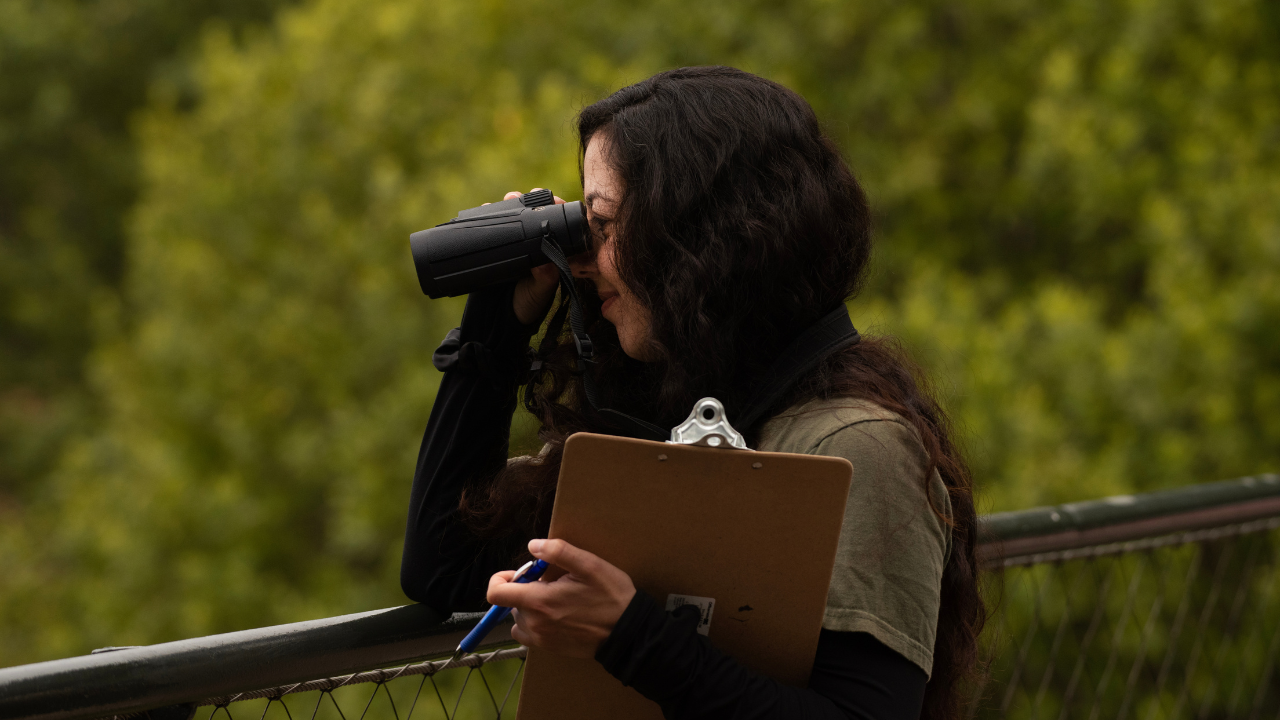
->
[409, 193, 588, 298]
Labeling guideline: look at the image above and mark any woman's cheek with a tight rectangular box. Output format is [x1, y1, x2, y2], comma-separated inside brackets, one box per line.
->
[616, 299, 657, 361]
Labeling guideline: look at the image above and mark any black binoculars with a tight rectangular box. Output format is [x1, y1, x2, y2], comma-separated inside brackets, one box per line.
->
[409, 188, 588, 298]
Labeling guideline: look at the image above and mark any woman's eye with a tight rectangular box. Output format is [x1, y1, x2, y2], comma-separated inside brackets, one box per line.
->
[590, 218, 611, 245]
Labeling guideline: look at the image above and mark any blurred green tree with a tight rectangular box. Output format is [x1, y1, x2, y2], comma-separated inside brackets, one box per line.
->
[0, 0, 295, 506]
[1, 0, 1277, 674]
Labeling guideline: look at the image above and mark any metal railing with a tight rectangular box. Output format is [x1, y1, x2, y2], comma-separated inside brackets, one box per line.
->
[0, 474, 1277, 720]
[973, 475, 1280, 720]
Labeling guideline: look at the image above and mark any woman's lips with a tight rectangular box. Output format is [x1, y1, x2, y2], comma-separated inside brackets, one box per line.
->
[600, 293, 618, 318]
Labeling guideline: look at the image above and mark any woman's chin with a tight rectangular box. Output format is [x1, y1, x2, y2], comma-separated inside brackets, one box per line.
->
[619, 334, 659, 362]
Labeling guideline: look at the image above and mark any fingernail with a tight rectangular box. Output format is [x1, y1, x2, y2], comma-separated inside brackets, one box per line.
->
[528, 539, 545, 554]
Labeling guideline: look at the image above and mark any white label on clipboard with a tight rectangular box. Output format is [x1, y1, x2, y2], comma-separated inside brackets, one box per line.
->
[666, 594, 716, 635]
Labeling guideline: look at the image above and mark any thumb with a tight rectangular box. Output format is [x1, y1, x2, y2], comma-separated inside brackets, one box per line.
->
[528, 538, 605, 579]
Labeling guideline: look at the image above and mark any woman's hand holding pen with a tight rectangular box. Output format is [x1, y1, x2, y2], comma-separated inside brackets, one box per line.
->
[487, 538, 636, 659]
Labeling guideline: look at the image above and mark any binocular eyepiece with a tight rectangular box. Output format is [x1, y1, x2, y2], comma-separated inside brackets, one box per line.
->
[409, 188, 588, 298]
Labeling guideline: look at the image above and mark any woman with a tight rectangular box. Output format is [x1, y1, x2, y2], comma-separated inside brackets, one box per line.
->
[401, 66, 983, 720]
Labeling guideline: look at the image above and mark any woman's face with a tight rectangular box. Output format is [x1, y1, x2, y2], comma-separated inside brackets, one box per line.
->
[570, 136, 657, 361]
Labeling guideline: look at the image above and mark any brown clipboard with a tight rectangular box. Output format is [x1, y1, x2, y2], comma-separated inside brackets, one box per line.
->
[515, 431, 853, 720]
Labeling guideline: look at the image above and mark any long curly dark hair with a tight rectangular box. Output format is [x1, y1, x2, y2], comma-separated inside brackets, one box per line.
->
[461, 66, 984, 720]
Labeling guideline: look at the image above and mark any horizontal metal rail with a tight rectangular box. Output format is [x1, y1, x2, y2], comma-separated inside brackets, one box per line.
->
[0, 605, 516, 720]
[1, 473, 1277, 720]
[976, 473, 1280, 565]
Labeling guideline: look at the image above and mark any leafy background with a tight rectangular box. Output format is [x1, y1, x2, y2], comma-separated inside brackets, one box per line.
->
[1, 0, 1278, 669]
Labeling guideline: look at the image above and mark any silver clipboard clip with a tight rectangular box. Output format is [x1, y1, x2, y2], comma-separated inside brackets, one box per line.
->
[668, 398, 750, 450]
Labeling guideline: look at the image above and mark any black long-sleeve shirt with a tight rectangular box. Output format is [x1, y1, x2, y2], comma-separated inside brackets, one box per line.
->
[400, 283, 927, 719]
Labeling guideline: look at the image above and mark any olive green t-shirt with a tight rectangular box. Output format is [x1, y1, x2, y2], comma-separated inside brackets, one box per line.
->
[756, 397, 952, 677]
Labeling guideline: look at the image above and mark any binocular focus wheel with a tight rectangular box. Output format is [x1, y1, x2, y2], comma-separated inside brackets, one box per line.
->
[520, 189, 555, 208]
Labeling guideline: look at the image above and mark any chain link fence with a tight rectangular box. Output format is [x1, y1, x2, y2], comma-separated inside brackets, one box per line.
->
[2, 475, 1278, 720]
[972, 517, 1280, 720]
[177, 521, 1280, 720]
[192, 648, 528, 720]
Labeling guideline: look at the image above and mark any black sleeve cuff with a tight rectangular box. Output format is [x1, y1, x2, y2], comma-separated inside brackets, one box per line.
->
[595, 590, 706, 703]
[432, 282, 540, 381]
[595, 592, 929, 720]
[459, 281, 541, 349]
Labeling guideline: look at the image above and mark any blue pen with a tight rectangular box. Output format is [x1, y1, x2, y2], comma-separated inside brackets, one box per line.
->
[447, 558, 550, 664]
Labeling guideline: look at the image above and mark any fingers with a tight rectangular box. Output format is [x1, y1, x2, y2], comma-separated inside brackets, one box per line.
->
[513, 267, 560, 325]
[509, 609, 554, 649]
[487, 570, 517, 595]
[498, 189, 563, 204]
[497, 542, 636, 657]
[528, 538, 605, 578]
[510, 610, 532, 646]
[488, 573, 550, 608]
[485, 570, 521, 605]
[531, 262, 560, 285]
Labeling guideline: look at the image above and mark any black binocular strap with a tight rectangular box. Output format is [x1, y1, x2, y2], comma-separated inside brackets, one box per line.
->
[538, 235, 594, 364]
[538, 238, 670, 440]
[537, 237, 860, 442]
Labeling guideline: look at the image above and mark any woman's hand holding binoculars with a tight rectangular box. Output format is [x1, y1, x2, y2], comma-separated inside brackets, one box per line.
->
[495, 189, 564, 326]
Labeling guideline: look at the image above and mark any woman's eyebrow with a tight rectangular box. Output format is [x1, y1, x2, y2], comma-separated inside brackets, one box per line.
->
[585, 191, 617, 210]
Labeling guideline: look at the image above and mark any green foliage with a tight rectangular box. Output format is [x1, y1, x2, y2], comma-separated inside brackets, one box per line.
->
[855, 0, 1280, 511]
[1, 0, 1278, 670]
[0, 0, 294, 501]
[980, 534, 1280, 718]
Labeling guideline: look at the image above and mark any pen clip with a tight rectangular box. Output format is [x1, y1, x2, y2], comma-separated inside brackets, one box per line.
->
[510, 560, 536, 582]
